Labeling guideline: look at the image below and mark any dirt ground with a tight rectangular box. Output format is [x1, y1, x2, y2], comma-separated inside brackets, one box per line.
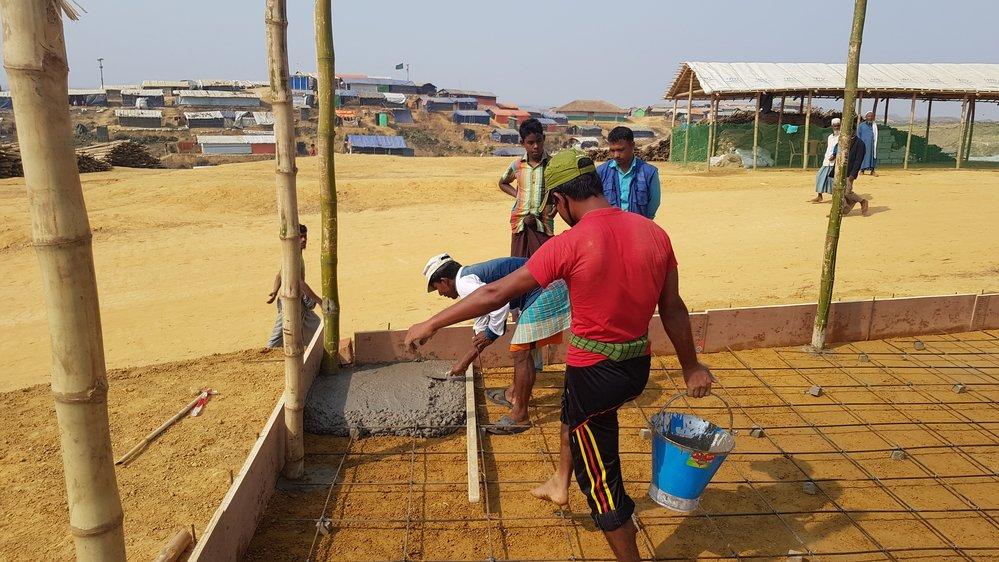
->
[1, 157, 998, 392]
[247, 332, 999, 561]
[0, 349, 283, 561]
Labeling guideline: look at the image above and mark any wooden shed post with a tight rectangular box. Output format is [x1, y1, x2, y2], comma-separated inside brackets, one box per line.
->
[0, 2, 126, 560]
[682, 72, 693, 164]
[752, 92, 760, 170]
[774, 95, 785, 165]
[956, 96, 969, 169]
[922, 99, 932, 162]
[670, 98, 678, 130]
[965, 98, 976, 165]
[883, 97, 889, 124]
[705, 97, 715, 168]
[266, 0, 306, 479]
[801, 91, 812, 169]
[903, 93, 916, 169]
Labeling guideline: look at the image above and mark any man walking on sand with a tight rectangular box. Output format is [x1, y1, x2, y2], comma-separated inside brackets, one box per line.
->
[407, 150, 713, 562]
[858, 111, 878, 175]
[265, 224, 322, 348]
[832, 132, 870, 216]
[422, 253, 570, 434]
[499, 118, 552, 257]
[598, 126, 661, 219]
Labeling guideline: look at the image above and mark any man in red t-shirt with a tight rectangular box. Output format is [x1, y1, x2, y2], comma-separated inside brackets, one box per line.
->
[405, 149, 713, 561]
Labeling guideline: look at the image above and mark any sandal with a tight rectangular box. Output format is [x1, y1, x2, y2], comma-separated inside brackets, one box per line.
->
[485, 388, 512, 408]
[484, 415, 530, 435]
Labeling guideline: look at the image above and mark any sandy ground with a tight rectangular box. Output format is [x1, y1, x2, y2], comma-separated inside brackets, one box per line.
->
[0, 349, 283, 560]
[2, 157, 998, 392]
[246, 332, 999, 561]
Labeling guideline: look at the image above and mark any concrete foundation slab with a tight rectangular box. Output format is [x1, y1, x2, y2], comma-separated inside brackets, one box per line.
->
[304, 360, 464, 438]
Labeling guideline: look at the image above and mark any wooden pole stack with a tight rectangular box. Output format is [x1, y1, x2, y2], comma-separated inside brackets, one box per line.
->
[801, 92, 812, 169]
[266, 0, 306, 480]
[811, 0, 868, 350]
[315, 0, 340, 376]
[0, 1, 126, 559]
[903, 93, 916, 169]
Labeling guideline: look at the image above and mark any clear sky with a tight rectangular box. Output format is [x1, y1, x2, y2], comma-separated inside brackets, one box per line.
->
[3, 0, 996, 118]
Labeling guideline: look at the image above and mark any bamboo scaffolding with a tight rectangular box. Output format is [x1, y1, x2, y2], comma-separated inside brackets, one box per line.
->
[315, 0, 340, 375]
[266, 0, 306, 479]
[0, 1, 126, 559]
[904, 93, 916, 169]
[811, 0, 868, 350]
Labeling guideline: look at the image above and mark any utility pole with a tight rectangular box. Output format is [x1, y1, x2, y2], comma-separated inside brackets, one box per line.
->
[97, 57, 104, 88]
[811, 0, 868, 350]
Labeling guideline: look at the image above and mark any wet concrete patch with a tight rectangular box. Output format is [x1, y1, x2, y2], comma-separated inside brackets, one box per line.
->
[304, 361, 465, 438]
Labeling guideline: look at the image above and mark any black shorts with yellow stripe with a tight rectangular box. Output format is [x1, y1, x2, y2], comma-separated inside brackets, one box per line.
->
[561, 354, 651, 531]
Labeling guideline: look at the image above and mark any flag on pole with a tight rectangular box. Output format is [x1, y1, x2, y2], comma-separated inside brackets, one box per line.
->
[395, 62, 404, 70]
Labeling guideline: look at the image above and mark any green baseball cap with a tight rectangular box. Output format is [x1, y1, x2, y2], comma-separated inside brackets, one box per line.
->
[542, 149, 596, 206]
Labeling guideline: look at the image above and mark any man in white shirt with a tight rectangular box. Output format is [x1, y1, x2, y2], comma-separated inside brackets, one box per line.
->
[423, 253, 569, 434]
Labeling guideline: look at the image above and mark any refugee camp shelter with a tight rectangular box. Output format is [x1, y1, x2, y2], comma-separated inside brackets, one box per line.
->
[488, 107, 531, 129]
[452, 110, 490, 125]
[542, 110, 568, 125]
[195, 79, 261, 91]
[102, 84, 137, 101]
[342, 77, 419, 94]
[571, 136, 601, 150]
[664, 61, 999, 168]
[357, 91, 386, 107]
[115, 108, 162, 128]
[141, 80, 192, 95]
[251, 112, 275, 130]
[632, 127, 656, 139]
[198, 134, 275, 155]
[335, 89, 359, 106]
[417, 82, 438, 96]
[178, 90, 261, 108]
[289, 73, 317, 92]
[555, 99, 629, 121]
[391, 108, 414, 124]
[536, 117, 560, 132]
[567, 124, 602, 137]
[335, 109, 359, 126]
[292, 91, 315, 108]
[438, 88, 497, 107]
[120, 89, 165, 108]
[67, 89, 107, 106]
[492, 146, 526, 157]
[345, 134, 414, 156]
[185, 111, 225, 128]
[0, 91, 12, 110]
[491, 128, 520, 144]
[423, 97, 458, 112]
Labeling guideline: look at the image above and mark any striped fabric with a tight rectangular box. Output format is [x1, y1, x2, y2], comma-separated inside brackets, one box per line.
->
[511, 280, 570, 344]
[568, 333, 649, 362]
[574, 421, 615, 514]
[500, 154, 554, 235]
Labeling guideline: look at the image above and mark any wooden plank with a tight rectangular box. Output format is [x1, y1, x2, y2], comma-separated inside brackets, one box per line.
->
[465, 363, 480, 503]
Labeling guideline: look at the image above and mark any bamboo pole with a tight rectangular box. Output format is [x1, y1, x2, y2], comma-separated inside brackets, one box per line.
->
[670, 98, 678, 130]
[922, 99, 932, 162]
[266, 0, 306, 479]
[682, 73, 693, 164]
[883, 97, 889, 124]
[705, 97, 716, 169]
[965, 98, 976, 165]
[801, 91, 812, 169]
[811, 0, 868, 350]
[752, 92, 760, 170]
[871, 96, 878, 118]
[774, 95, 785, 165]
[903, 93, 916, 169]
[956, 96, 968, 169]
[315, 0, 340, 375]
[0, 1, 126, 559]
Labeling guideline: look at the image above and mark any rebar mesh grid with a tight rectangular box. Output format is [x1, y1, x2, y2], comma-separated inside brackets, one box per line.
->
[245, 331, 999, 561]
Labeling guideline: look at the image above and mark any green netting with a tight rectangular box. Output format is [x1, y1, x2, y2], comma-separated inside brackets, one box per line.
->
[670, 122, 956, 166]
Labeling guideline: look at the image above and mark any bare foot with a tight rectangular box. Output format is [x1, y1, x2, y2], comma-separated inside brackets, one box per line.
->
[861, 199, 870, 216]
[871, 171, 878, 177]
[531, 474, 569, 506]
[808, 196, 822, 203]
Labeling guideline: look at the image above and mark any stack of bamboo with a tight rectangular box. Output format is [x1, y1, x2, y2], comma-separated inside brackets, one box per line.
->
[585, 136, 671, 162]
[0, 145, 23, 178]
[77, 140, 162, 169]
[76, 153, 113, 173]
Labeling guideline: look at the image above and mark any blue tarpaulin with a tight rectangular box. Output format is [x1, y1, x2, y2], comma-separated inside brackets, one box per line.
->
[347, 135, 408, 149]
[453, 110, 490, 125]
[392, 109, 414, 124]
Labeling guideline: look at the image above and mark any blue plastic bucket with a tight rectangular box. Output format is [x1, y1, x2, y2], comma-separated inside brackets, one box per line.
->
[648, 393, 735, 512]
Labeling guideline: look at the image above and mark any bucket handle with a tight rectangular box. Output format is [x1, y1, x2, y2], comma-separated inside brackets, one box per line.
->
[659, 392, 734, 434]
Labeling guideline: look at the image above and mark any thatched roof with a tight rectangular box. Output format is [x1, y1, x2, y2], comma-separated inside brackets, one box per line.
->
[554, 99, 628, 115]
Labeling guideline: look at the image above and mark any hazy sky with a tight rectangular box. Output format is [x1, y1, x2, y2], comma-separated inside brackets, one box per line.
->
[3, 0, 997, 118]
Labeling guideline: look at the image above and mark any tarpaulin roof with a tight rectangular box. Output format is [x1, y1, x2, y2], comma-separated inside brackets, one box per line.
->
[383, 93, 407, 104]
[439, 88, 496, 98]
[535, 117, 559, 126]
[252, 112, 275, 125]
[114, 109, 162, 118]
[180, 90, 259, 99]
[141, 80, 191, 88]
[184, 111, 225, 119]
[335, 89, 359, 97]
[492, 128, 520, 136]
[346, 135, 408, 149]
[198, 135, 275, 144]
[342, 77, 415, 87]
[68, 88, 107, 96]
[121, 89, 165, 97]
[453, 110, 490, 117]
[391, 108, 414, 124]
[335, 109, 357, 118]
[665, 62, 999, 101]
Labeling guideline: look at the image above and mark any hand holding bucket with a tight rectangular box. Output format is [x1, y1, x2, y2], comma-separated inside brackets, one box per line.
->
[648, 392, 736, 512]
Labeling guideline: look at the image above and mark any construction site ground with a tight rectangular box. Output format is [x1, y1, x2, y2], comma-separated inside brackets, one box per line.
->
[0, 349, 284, 560]
[247, 332, 999, 561]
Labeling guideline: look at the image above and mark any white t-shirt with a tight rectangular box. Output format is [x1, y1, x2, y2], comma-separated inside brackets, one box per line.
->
[823, 132, 839, 165]
[455, 267, 508, 337]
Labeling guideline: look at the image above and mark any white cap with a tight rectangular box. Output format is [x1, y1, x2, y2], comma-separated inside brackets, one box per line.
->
[423, 253, 455, 292]
[831, 118, 841, 126]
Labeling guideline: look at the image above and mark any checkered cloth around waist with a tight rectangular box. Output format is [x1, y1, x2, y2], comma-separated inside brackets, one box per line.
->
[568, 333, 649, 362]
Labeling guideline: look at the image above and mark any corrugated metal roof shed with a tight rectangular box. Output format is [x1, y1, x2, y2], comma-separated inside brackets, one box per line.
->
[665, 62, 999, 100]
[182, 90, 259, 99]
[184, 111, 225, 119]
[68, 88, 106, 96]
[536, 117, 558, 126]
[121, 89, 166, 97]
[343, 77, 415, 87]
[555, 99, 628, 115]
[453, 110, 490, 117]
[114, 109, 162, 118]
[141, 80, 191, 89]
[195, 79, 262, 88]
[335, 89, 358, 97]
[198, 135, 275, 144]
[439, 88, 496, 98]
[252, 112, 275, 125]
[346, 135, 408, 149]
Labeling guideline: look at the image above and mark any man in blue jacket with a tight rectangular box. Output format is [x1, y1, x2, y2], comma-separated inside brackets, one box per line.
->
[597, 126, 661, 219]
